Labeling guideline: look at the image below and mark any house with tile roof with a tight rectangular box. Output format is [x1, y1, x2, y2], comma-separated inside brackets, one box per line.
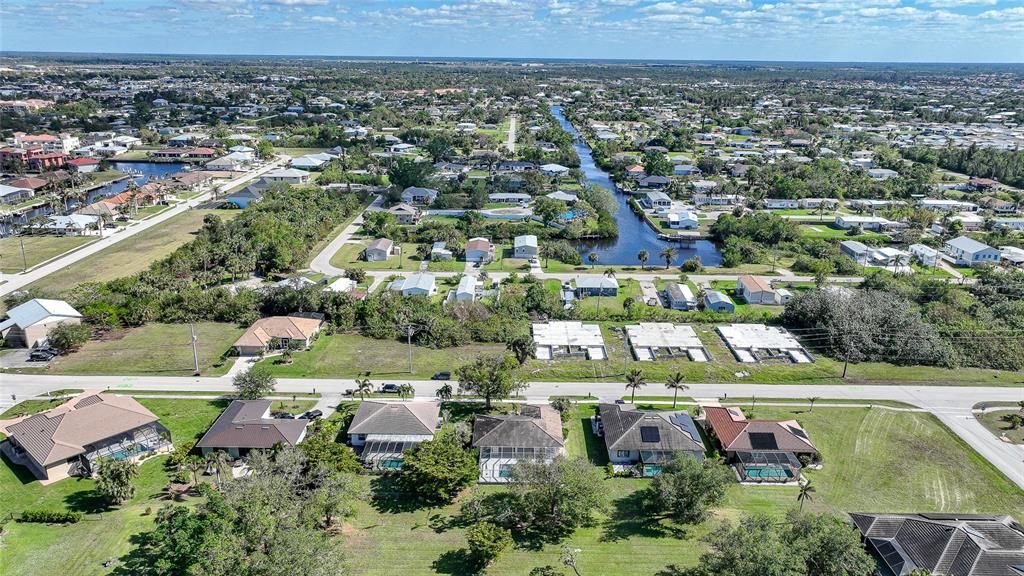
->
[196, 399, 308, 458]
[598, 403, 705, 476]
[472, 404, 565, 483]
[233, 314, 324, 356]
[702, 405, 817, 483]
[0, 391, 172, 483]
[850, 512, 1024, 576]
[347, 401, 441, 470]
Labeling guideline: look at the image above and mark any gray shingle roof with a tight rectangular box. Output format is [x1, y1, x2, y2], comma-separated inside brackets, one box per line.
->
[196, 400, 307, 450]
[598, 404, 704, 453]
[472, 405, 564, 449]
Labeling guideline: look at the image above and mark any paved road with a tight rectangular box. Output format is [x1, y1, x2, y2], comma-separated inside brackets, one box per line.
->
[0, 158, 286, 297]
[307, 194, 385, 277]
[2, 373, 1021, 487]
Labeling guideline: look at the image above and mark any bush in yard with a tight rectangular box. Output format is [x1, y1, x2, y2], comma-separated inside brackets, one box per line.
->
[510, 456, 607, 538]
[400, 428, 478, 503]
[47, 322, 92, 352]
[549, 397, 573, 420]
[19, 509, 83, 524]
[466, 521, 514, 567]
[96, 457, 139, 506]
[642, 454, 733, 525]
[232, 364, 277, 399]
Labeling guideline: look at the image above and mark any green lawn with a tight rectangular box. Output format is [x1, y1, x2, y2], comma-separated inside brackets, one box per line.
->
[44, 322, 243, 377]
[23, 209, 239, 295]
[0, 398, 227, 576]
[976, 410, 1024, 444]
[482, 245, 534, 272]
[798, 224, 888, 242]
[275, 147, 328, 158]
[0, 235, 95, 273]
[329, 242, 424, 271]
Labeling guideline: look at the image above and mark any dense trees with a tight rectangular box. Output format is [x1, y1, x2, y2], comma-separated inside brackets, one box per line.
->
[456, 354, 526, 409]
[233, 365, 277, 399]
[400, 428, 479, 503]
[903, 145, 1024, 189]
[641, 455, 732, 524]
[509, 457, 608, 537]
[96, 458, 139, 506]
[46, 322, 91, 352]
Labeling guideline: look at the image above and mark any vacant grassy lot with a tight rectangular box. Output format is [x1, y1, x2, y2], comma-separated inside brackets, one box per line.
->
[24, 209, 239, 294]
[0, 235, 94, 273]
[45, 322, 243, 377]
[257, 326, 1023, 387]
[976, 409, 1024, 444]
[798, 223, 888, 242]
[0, 398, 227, 576]
[329, 241, 423, 271]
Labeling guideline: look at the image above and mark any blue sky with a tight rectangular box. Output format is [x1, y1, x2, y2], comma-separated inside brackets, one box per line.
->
[1, 0, 1022, 63]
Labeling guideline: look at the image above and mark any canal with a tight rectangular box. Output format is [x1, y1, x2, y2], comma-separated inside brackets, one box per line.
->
[550, 105, 722, 267]
[73, 162, 187, 208]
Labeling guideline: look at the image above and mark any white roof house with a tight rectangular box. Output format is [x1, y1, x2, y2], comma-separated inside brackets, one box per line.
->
[532, 321, 606, 360]
[0, 299, 82, 332]
[540, 163, 570, 175]
[389, 273, 437, 297]
[909, 243, 939, 267]
[451, 275, 483, 303]
[943, 236, 1000, 267]
[325, 277, 357, 293]
[263, 168, 310, 184]
[625, 323, 709, 362]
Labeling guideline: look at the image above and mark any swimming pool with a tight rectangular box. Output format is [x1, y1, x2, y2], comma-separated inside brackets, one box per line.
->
[743, 466, 793, 480]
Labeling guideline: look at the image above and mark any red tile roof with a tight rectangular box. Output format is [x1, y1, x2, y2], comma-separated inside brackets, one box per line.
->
[703, 406, 748, 447]
[68, 157, 100, 166]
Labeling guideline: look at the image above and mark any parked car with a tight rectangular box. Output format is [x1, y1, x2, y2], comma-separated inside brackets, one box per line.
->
[380, 383, 400, 394]
[301, 409, 323, 420]
[431, 371, 451, 380]
[28, 349, 57, 361]
[272, 411, 295, 419]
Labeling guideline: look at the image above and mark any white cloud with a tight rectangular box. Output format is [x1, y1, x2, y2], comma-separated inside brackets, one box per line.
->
[309, 15, 337, 22]
[640, 2, 704, 14]
[979, 6, 1024, 19]
[919, 0, 996, 6]
[264, 0, 329, 5]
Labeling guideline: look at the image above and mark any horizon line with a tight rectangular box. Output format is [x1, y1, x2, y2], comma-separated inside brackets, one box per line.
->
[1, 50, 1022, 67]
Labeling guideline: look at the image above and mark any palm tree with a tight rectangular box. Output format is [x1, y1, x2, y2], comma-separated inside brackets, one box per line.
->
[185, 454, 204, 486]
[659, 246, 678, 269]
[624, 368, 647, 404]
[637, 249, 649, 271]
[807, 397, 821, 412]
[587, 252, 598, 269]
[204, 450, 230, 487]
[436, 383, 453, 401]
[355, 378, 373, 400]
[398, 383, 415, 400]
[665, 372, 688, 408]
[797, 480, 816, 512]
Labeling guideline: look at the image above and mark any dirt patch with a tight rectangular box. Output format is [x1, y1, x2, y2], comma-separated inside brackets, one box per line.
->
[94, 328, 131, 342]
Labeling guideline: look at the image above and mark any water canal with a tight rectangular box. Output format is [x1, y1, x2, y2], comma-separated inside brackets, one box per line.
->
[550, 105, 722, 267]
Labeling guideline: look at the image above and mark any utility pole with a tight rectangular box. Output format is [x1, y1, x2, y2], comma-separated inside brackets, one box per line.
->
[399, 323, 419, 375]
[20, 236, 27, 272]
[190, 323, 200, 376]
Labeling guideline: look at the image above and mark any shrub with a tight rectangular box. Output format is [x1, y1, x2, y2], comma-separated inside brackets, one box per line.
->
[19, 510, 83, 524]
[466, 521, 513, 566]
[47, 322, 92, 352]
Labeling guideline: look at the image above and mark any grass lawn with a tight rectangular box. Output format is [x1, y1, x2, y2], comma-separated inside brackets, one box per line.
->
[44, 322, 243, 377]
[88, 170, 129, 185]
[0, 398, 227, 576]
[329, 242, 423, 271]
[976, 410, 1024, 444]
[275, 147, 328, 158]
[24, 209, 239, 295]
[721, 398, 919, 409]
[798, 224, 888, 243]
[482, 245, 534, 272]
[0, 235, 95, 273]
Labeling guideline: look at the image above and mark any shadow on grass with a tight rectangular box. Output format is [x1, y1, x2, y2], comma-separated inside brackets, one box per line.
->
[441, 402, 516, 422]
[428, 491, 565, 551]
[1, 451, 51, 486]
[63, 489, 111, 514]
[432, 549, 483, 575]
[579, 416, 609, 466]
[601, 489, 689, 543]
[370, 474, 445, 514]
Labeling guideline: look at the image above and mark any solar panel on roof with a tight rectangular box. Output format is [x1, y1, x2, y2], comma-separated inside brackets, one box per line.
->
[748, 432, 779, 450]
[640, 426, 660, 443]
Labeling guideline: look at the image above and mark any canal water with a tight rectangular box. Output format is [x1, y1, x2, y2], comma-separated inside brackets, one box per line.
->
[550, 105, 722, 267]
[76, 162, 187, 207]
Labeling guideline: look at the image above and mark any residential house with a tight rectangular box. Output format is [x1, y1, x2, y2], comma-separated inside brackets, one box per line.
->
[867, 168, 899, 180]
[765, 199, 799, 209]
[704, 290, 735, 313]
[598, 404, 705, 475]
[430, 241, 453, 260]
[540, 163, 570, 177]
[0, 298, 83, 348]
[451, 275, 483, 303]
[994, 218, 1024, 231]
[675, 164, 702, 176]
[389, 273, 437, 297]
[702, 405, 817, 483]
[639, 175, 671, 189]
[624, 164, 646, 180]
[0, 183, 33, 204]
[465, 237, 494, 263]
[644, 191, 672, 209]
[667, 211, 698, 229]
[513, 235, 538, 259]
[66, 157, 100, 173]
[664, 283, 697, 310]
[736, 275, 779, 305]
[943, 236, 1001, 266]
[389, 203, 421, 225]
[365, 238, 396, 261]
[575, 276, 619, 297]
[401, 186, 439, 205]
[196, 400, 308, 458]
[347, 401, 441, 470]
[488, 193, 530, 205]
[839, 240, 870, 264]
[909, 243, 939, 267]
[226, 181, 266, 208]
[546, 190, 578, 204]
[262, 168, 310, 184]
[0, 391, 172, 483]
[36, 214, 99, 236]
[835, 215, 893, 231]
[472, 404, 566, 483]
[850, 513, 1024, 576]
[233, 314, 323, 356]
